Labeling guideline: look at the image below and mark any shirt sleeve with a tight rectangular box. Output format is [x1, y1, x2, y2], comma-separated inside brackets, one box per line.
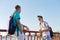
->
[44, 21, 49, 27]
[14, 13, 20, 20]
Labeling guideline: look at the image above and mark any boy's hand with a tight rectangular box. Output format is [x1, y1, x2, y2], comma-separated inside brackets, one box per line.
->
[39, 29, 42, 33]
[26, 27, 29, 31]
[22, 25, 29, 31]
[39, 30, 42, 36]
[20, 30, 23, 34]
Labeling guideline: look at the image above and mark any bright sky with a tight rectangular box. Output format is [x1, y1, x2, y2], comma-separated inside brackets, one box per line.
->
[0, 0, 60, 32]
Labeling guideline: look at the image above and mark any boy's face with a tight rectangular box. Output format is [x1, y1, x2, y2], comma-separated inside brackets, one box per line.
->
[37, 17, 43, 22]
[17, 8, 21, 13]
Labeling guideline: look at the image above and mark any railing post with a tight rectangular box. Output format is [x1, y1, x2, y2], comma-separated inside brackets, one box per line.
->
[6, 35, 7, 40]
[28, 32, 32, 40]
[6, 35, 16, 40]
[0, 35, 2, 40]
[34, 33, 38, 40]
[24, 32, 26, 40]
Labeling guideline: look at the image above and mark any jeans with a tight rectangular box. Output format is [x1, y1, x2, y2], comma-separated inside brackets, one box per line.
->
[42, 35, 51, 40]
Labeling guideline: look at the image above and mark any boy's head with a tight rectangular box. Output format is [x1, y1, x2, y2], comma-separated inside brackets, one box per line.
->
[37, 15, 43, 22]
[15, 5, 21, 13]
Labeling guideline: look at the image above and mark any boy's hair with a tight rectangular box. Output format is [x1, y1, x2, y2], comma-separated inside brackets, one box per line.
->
[15, 5, 21, 10]
[37, 15, 43, 19]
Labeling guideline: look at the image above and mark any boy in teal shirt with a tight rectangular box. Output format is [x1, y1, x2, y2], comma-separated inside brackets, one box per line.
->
[13, 5, 29, 40]
[13, 5, 23, 40]
[13, 10, 20, 32]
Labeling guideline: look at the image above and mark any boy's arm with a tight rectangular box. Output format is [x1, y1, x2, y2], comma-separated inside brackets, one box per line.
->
[42, 26, 50, 32]
[22, 25, 29, 31]
[42, 22, 50, 32]
[39, 27, 42, 32]
[39, 26, 42, 36]
[16, 19, 22, 33]
[46, 26, 50, 31]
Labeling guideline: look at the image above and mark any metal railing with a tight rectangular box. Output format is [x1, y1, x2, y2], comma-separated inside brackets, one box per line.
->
[0, 29, 60, 40]
[24, 30, 60, 40]
[24, 30, 40, 40]
[0, 29, 17, 40]
[0, 29, 7, 40]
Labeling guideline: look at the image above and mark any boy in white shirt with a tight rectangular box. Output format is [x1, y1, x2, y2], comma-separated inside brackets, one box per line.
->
[37, 15, 51, 40]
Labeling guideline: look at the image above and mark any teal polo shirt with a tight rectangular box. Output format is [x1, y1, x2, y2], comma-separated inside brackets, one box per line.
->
[13, 11, 20, 32]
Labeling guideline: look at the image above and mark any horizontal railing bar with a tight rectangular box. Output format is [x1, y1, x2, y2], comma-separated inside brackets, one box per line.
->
[23, 30, 40, 33]
[0, 30, 60, 40]
[0, 29, 60, 34]
[23, 30, 60, 34]
[0, 29, 7, 32]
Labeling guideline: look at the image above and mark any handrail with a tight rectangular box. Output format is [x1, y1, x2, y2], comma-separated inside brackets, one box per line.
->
[0, 29, 7, 32]
[0, 29, 7, 40]
[23, 30, 60, 40]
[24, 30, 39, 33]
[0, 29, 60, 40]
[23, 30, 40, 40]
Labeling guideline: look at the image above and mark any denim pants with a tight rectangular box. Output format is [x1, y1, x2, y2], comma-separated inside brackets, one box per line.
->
[41, 35, 51, 40]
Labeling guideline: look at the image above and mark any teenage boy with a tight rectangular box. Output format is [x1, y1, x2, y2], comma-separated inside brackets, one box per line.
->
[37, 16, 51, 40]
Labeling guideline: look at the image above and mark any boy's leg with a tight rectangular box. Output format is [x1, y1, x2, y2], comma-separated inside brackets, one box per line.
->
[14, 31, 18, 40]
[41, 36, 47, 40]
[18, 31, 25, 40]
[47, 35, 51, 40]
[41, 35, 51, 40]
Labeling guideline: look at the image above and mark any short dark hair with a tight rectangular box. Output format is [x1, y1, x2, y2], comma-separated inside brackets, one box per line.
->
[37, 15, 43, 19]
[15, 5, 21, 9]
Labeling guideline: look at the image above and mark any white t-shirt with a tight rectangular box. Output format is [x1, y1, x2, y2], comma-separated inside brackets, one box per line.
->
[40, 21, 50, 37]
